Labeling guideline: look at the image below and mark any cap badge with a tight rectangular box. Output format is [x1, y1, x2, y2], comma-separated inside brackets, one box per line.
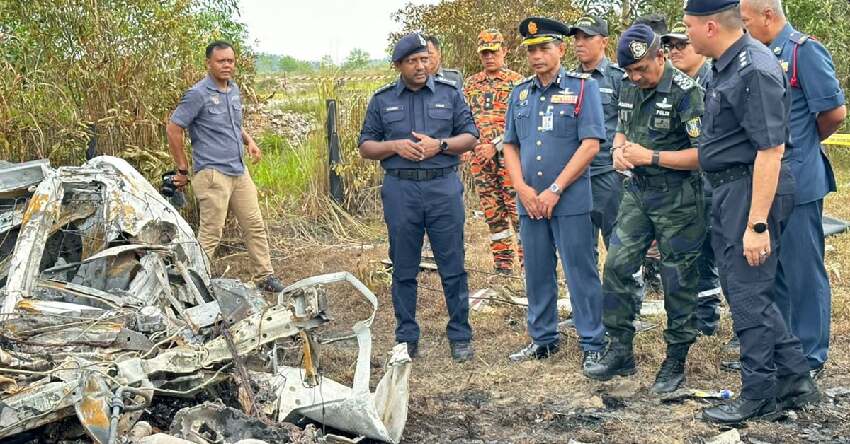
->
[629, 41, 648, 59]
[528, 21, 538, 35]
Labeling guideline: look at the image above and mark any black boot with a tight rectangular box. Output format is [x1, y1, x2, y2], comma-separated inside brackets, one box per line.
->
[702, 397, 778, 424]
[583, 338, 636, 381]
[651, 343, 690, 393]
[777, 373, 820, 410]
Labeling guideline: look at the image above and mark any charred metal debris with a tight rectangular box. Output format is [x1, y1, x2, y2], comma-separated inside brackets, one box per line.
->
[0, 157, 411, 444]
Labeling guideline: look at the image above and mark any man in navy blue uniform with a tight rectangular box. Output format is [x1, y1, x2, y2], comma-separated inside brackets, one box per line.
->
[502, 17, 607, 369]
[740, 0, 847, 378]
[358, 32, 479, 362]
[684, 0, 820, 423]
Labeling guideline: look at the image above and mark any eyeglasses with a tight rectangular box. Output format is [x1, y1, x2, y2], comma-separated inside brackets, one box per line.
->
[664, 41, 690, 51]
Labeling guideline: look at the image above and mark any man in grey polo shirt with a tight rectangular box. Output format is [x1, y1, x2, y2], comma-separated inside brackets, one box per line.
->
[166, 40, 284, 293]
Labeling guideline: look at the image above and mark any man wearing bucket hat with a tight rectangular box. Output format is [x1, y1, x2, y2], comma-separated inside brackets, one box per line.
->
[464, 29, 525, 276]
[502, 17, 607, 369]
[584, 24, 705, 394]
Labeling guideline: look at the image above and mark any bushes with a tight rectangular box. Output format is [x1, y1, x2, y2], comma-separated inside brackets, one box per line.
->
[0, 0, 252, 172]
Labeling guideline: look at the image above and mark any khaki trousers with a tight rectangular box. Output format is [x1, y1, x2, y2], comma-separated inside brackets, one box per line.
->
[193, 168, 274, 280]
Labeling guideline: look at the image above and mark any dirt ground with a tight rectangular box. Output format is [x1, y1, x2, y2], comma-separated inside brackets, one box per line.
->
[204, 186, 850, 443]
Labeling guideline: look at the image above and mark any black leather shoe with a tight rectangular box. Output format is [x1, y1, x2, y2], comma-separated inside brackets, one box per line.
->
[256, 275, 285, 293]
[650, 344, 689, 393]
[702, 397, 779, 424]
[582, 351, 603, 372]
[399, 341, 419, 359]
[777, 373, 820, 410]
[583, 340, 636, 381]
[509, 342, 559, 362]
[450, 341, 473, 362]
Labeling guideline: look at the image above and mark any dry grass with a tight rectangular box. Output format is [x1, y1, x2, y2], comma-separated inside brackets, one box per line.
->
[207, 149, 850, 443]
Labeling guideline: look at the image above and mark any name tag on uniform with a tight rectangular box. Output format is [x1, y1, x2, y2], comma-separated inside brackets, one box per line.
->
[551, 94, 577, 104]
[618, 102, 633, 109]
[434, 103, 447, 108]
[599, 87, 614, 94]
[654, 117, 670, 129]
[385, 106, 400, 111]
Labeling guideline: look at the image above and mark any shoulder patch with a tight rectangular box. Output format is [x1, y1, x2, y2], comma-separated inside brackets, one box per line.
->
[435, 77, 458, 87]
[789, 31, 810, 46]
[566, 71, 591, 79]
[673, 72, 696, 90]
[736, 48, 752, 73]
[374, 81, 396, 94]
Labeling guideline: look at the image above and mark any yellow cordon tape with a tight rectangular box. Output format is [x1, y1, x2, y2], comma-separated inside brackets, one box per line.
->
[823, 133, 850, 147]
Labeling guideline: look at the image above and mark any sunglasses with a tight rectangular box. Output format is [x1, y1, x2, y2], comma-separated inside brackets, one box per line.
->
[664, 41, 690, 51]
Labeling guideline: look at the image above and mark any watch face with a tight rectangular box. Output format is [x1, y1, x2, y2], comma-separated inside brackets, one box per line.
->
[753, 222, 767, 233]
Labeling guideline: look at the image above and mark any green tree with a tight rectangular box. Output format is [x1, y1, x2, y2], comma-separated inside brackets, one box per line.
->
[343, 48, 371, 70]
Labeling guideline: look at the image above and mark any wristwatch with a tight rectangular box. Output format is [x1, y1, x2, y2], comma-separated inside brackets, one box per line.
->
[439, 139, 449, 152]
[548, 183, 562, 195]
[749, 221, 768, 233]
[651, 151, 660, 167]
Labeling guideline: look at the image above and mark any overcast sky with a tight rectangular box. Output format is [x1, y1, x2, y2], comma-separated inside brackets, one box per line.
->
[238, 0, 440, 63]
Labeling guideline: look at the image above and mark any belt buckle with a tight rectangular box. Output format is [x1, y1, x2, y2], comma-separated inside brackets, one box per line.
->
[417, 170, 428, 181]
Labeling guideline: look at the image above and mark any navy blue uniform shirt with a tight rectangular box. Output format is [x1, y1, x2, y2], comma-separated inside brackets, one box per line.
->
[358, 75, 479, 169]
[770, 23, 845, 204]
[504, 67, 606, 216]
[576, 57, 624, 176]
[699, 34, 791, 185]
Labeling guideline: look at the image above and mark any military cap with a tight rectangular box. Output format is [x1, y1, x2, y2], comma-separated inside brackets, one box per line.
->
[392, 32, 428, 63]
[634, 13, 669, 35]
[518, 17, 570, 46]
[684, 0, 740, 16]
[661, 22, 689, 44]
[568, 16, 609, 37]
[477, 29, 504, 52]
[617, 24, 659, 68]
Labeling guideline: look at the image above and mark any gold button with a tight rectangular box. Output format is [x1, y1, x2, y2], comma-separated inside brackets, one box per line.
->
[537, 171, 543, 176]
[536, 140, 542, 146]
[536, 155, 542, 161]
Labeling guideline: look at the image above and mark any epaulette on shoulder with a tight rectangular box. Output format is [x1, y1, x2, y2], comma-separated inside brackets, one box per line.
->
[673, 71, 696, 90]
[435, 77, 458, 87]
[789, 31, 810, 45]
[373, 81, 396, 95]
[443, 68, 461, 75]
[609, 63, 625, 72]
[518, 75, 535, 85]
[736, 47, 753, 73]
[566, 71, 591, 79]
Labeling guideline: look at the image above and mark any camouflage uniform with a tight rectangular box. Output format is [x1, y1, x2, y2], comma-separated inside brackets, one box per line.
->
[603, 61, 705, 346]
[464, 54, 524, 272]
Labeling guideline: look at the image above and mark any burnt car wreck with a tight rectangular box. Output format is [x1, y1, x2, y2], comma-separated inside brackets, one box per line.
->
[0, 157, 410, 444]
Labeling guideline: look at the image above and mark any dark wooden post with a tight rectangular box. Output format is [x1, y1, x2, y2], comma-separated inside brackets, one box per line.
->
[326, 99, 343, 203]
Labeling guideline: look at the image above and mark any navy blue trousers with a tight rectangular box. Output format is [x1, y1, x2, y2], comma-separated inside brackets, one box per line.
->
[712, 177, 809, 399]
[696, 181, 722, 334]
[776, 199, 831, 368]
[520, 213, 605, 351]
[382, 173, 471, 344]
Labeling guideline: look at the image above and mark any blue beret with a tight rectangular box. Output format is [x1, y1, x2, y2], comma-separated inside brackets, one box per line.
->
[392, 32, 428, 63]
[684, 0, 740, 16]
[617, 24, 658, 68]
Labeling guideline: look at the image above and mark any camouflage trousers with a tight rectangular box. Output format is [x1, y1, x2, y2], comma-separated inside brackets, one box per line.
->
[470, 153, 522, 271]
[602, 172, 705, 345]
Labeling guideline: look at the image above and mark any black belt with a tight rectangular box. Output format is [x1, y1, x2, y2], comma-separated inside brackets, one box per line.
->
[630, 170, 695, 190]
[384, 166, 457, 181]
[704, 164, 753, 188]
